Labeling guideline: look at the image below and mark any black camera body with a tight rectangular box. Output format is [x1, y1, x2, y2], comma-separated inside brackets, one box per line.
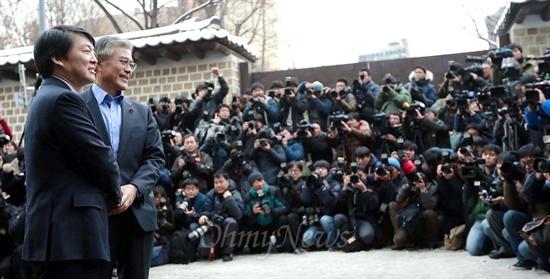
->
[330, 111, 349, 128]
[405, 101, 425, 118]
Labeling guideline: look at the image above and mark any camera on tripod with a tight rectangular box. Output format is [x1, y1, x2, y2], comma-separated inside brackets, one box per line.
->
[404, 101, 425, 118]
[329, 111, 349, 129]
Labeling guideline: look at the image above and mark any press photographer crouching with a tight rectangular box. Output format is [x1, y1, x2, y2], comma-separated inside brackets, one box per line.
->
[300, 160, 341, 250]
[196, 172, 244, 262]
[278, 161, 308, 254]
[173, 178, 207, 231]
[170, 134, 214, 193]
[219, 141, 258, 201]
[389, 172, 440, 250]
[518, 155, 550, 272]
[243, 172, 290, 253]
[333, 163, 381, 252]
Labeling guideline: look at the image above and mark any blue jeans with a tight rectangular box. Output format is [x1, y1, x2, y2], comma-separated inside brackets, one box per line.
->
[466, 221, 493, 256]
[302, 215, 336, 248]
[503, 210, 532, 260]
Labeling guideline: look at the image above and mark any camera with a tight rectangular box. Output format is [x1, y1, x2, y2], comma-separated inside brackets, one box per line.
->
[382, 74, 396, 93]
[256, 189, 272, 215]
[375, 166, 388, 176]
[500, 161, 525, 181]
[349, 174, 360, 184]
[183, 155, 196, 168]
[259, 138, 269, 147]
[161, 130, 175, 141]
[524, 80, 550, 103]
[175, 197, 190, 213]
[302, 207, 320, 226]
[278, 173, 293, 188]
[405, 101, 425, 118]
[329, 111, 349, 128]
[452, 90, 474, 109]
[284, 87, 294, 95]
[187, 214, 224, 241]
[349, 162, 358, 173]
[534, 157, 550, 173]
[459, 158, 485, 180]
[475, 180, 502, 206]
[307, 172, 322, 188]
[372, 113, 389, 134]
[148, 97, 157, 113]
[296, 119, 314, 138]
[266, 89, 276, 98]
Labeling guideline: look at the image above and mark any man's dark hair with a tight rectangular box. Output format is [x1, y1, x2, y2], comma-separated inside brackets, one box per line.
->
[507, 43, 523, 53]
[336, 78, 348, 86]
[482, 144, 502, 155]
[34, 25, 95, 78]
[355, 146, 371, 158]
[182, 177, 200, 188]
[216, 104, 230, 113]
[403, 140, 417, 151]
[360, 69, 372, 76]
[425, 108, 439, 118]
[497, 151, 517, 164]
[182, 133, 196, 142]
[288, 161, 304, 171]
[518, 143, 543, 159]
[271, 80, 284, 89]
[213, 171, 230, 180]
[348, 112, 361, 121]
[313, 160, 330, 169]
[413, 66, 427, 74]
[422, 148, 442, 168]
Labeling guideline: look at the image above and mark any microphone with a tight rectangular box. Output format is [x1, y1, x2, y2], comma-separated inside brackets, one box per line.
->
[402, 102, 410, 109]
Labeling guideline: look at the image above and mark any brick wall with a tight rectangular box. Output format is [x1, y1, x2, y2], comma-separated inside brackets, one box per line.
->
[0, 50, 245, 143]
[509, 16, 550, 56]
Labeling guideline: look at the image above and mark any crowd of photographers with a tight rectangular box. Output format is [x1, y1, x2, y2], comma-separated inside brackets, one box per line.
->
[150, 43, 550, 271]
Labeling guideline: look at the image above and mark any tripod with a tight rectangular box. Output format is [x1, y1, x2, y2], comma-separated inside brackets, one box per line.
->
[411, 121, 426, 153]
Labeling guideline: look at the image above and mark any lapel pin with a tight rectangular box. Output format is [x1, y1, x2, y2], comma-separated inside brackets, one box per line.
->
[129, 107, 135, 113]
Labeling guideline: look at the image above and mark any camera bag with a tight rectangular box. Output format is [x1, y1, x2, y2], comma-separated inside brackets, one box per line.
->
[519, 215, 550, 257]
[397, 203, 424, 237]
[168, 229, 198, 264]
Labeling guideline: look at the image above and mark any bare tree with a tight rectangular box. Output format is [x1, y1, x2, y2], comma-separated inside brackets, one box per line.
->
[461, 3, 504, 49]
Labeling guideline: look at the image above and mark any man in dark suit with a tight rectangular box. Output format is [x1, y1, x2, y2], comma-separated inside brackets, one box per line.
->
[80, 36, 164, 279]
[23, 25, 122, 278]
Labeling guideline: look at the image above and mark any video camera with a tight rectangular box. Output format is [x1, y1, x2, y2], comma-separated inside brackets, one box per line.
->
[452, 90, 474, 109]
[372, 113, 389, 135]
[524, 80, 550, 103]
[296, 119, 315, 138]
[329, 111, 349, 129]
[404, 101, 425, 118]
[458, 158, 486, 180]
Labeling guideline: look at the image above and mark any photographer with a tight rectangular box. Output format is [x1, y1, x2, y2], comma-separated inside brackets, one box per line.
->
[192, 68, 229, 122]
[302, 121, 333, 164]
[522, 75, 550, 149]
[403, 108, 452, 152]
[173, 178, 207, 231]
[374, 74, 412, 115]
[280, 77, 308, 131]
[170, 134, 214, 193]
[244, 172, 291, 253]
[169, 95, 193, 132]
[300, 160, 342, 250]
[355, 146, 384, 175]
[438, 62, 488, 100]
[153, 96, 172, 132]
[405, 66, 438, 107]
[197, 172, 244, 262]
[518, 160, 550, 272]
[500, 144, 542, 269]
[453, 99, 484, 134]
[280, 128, 305, 162]
[154, 186, 175, 238]
[352, 69, 379, 123]
[250, 128, 287, 187]
[1, 149, 25, 207]
[0, 195, 26, 279]
[328, 112, 372, 163]
[305, 81, 333, 130]
[278, 161, 308, 253]
[334, 164, 380, 252]
[219, 141, 258, 200]
[242, 82, 280, 129]
[330, 78, 357, 114]
[492, 43, 537, 85]
[434, 153, 465, 239]
[389, 172, 440, 250]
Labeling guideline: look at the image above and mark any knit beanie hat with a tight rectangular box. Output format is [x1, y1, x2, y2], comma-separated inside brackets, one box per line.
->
[248, 171, 264, 185]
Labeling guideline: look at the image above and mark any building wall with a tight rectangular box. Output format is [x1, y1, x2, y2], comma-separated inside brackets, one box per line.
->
[509, 14, 550, 56]
[0, 51, 245, 143]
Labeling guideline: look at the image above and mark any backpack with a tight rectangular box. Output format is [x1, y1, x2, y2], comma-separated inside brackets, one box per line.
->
[520, 215, 550, 257]
[167, 229, 198, 264]
[397, 203, 424, 237]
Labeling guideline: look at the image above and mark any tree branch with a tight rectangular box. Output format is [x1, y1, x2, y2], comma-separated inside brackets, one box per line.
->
[92, 0, 123, 33]
[103, 0, 145, 30]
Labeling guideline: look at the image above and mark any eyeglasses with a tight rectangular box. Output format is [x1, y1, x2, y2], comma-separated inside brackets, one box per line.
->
[119, 57, 137, 71]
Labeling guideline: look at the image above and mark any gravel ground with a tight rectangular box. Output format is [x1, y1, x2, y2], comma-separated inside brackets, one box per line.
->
[148, 248, 548, 278]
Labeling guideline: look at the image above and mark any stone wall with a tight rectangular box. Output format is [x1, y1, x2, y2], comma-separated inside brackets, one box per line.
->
[509, 15, 550, 56]
[0, 50, 245, 143]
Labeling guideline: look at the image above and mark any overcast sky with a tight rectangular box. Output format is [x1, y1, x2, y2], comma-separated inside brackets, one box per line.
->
[275, 0, 508, 69]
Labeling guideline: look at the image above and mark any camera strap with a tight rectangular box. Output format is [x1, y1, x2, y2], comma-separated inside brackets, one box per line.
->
[347, 191, 358, 229]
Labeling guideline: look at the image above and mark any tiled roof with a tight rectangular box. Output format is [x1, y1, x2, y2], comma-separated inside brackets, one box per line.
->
[0, 16, 259, 68]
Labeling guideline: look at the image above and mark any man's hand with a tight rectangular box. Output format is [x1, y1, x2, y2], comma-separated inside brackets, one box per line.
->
[223, 190, 232, 199]
[341, 121, 352, 133]
[253, 203, 265, 215]
[199, 215, 209, 225]
[536, 88, 546, 105]
[385, 134, 396, 142]
[184, 207, 197, 217]
[211, 67, 220, 77]
[212, 113, 221, 124]
[110, 184, 138, 215]
[414, 109, 423, 120]
[178, 158, 186, 170]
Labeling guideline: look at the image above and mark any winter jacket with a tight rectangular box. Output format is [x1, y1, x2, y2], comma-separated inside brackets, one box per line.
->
[406, 70, 438, 107]
[396, 181, 438, 210]
[299, 173, 341, 216]
[174, 192, 207, 229]
[245, 183, 288, 226]
[250, 143, 287, 186]
[307, 97, 333, 131]
[284, 138, 305, 162]
[243, 96, 280, 128]
[201, 180, 244, 221]
[374, 84, 412, 114]
[279, 91, 308, 131]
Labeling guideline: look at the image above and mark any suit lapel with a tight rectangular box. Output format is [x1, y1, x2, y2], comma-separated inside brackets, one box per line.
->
[82, 88, 111, 147]
[117, 98, 133, 161]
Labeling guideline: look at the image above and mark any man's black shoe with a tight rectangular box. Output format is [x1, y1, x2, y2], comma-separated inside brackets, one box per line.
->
[512, 260, 537, 269]
[222, 253, 233, 262]
[489, 250, 515, 259]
